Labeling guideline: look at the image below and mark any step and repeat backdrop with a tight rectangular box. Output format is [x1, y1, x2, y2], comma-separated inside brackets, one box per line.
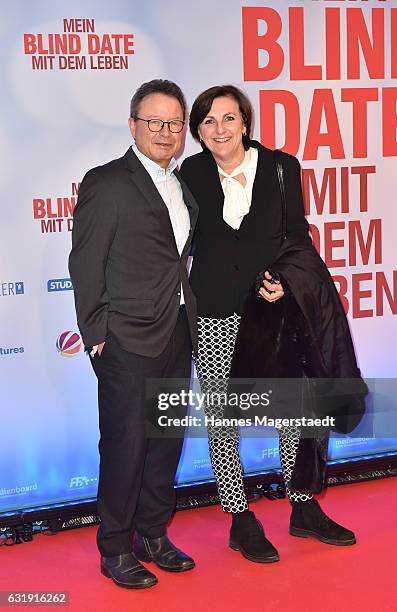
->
[1, 0, 396, 512]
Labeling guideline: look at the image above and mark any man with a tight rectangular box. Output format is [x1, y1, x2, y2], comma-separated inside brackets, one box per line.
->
[69, 79, 198, 589]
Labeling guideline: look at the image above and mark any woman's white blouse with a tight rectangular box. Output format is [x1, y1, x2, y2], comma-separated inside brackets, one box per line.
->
[217, 147, 259, 230]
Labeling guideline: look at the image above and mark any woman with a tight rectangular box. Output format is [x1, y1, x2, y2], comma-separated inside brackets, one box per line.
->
[180, 85, 357, 563]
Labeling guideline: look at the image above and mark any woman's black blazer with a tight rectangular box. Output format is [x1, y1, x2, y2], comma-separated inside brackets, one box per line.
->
[180, 140, 310, 318]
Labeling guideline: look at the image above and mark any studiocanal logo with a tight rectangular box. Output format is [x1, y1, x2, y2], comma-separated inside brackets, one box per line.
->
[56, 331, 82, 357]
[47, 278, 73, 292]
[0, 281, 25, 296]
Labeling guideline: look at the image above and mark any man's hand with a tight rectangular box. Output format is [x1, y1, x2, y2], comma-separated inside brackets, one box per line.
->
[258, 271, 285, 303]
[90, 342, 106, 358]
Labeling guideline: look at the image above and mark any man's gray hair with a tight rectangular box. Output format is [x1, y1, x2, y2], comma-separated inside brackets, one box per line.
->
[130, 79, 187, 119]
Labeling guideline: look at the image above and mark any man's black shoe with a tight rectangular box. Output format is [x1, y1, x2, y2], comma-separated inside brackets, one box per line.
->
[289, 499, 356, 546]
[100, 553, 158, 589]
[229, 510, 280, 563]
[132, 533, 195, 572]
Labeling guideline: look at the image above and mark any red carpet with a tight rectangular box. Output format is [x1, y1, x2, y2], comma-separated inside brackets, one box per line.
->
[1, 477, 396, 612]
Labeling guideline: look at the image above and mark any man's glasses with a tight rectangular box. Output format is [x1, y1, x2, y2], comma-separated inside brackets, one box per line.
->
[135, 117, 185, 133]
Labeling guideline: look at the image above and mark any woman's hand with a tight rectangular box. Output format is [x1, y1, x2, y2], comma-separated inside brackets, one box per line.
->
[258, 271, 284, 302]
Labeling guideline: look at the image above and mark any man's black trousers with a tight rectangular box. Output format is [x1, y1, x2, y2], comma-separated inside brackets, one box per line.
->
[91, 308, 192, 557]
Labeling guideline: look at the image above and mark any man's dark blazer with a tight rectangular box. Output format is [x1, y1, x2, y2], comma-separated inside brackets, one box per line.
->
[69, 147, 198, 357]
